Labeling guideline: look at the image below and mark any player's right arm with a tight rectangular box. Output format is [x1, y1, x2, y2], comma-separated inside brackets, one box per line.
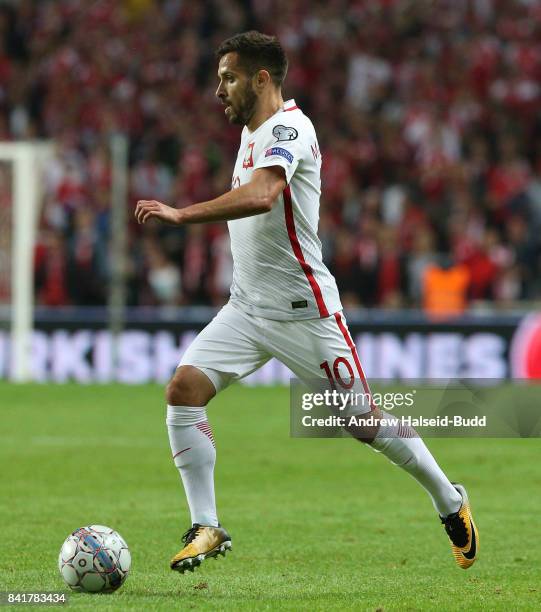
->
[135, 166, 286, 225]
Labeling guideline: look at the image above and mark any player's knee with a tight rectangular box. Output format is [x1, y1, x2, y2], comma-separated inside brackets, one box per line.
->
[345, 406, 383, 444]
[166, 365, 215, 407]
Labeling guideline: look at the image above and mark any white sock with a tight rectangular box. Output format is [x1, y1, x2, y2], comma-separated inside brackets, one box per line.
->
[166, 405, 218, 527]
[370, 412, 462, 516]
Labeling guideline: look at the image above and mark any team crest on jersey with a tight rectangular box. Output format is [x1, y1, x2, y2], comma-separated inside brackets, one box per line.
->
[243, 142, 255, 169]
[272, 125, 298, 142]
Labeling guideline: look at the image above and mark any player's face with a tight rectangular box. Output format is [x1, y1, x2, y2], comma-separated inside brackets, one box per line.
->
[216, 53, 257, 126]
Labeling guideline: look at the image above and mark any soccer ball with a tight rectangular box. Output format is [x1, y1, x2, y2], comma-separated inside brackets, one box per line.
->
[58, 525, 131, 593]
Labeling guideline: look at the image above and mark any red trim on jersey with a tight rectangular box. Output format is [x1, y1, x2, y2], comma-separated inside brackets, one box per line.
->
[334, 312, 372, 398]
[284, 105, 299, 111]
[283, 185, 329, 318]
[173, 447, 191, 459]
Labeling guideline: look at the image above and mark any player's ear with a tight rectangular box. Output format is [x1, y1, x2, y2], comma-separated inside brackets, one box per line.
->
[253, 69, 271, 92]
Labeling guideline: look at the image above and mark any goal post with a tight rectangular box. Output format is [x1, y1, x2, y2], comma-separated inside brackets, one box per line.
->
[108, 133, 129, 372]
[0, 141, 53, 382]
[0, 137, 130, 383]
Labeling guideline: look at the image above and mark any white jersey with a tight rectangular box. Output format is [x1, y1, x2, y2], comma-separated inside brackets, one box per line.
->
[227, 99, 342, 320]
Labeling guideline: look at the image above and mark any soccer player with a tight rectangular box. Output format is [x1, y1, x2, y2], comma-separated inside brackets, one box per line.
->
[135, 31, 478, 573]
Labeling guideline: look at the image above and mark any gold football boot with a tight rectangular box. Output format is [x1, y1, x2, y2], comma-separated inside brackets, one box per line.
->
[170, 524, 232, 573]
[440, 484, 479, 569]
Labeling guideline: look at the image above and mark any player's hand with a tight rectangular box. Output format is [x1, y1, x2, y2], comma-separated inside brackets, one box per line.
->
[135, 200, 181, 225]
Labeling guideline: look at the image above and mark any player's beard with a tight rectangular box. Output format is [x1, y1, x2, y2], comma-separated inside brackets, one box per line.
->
[227, 82, 257, 126]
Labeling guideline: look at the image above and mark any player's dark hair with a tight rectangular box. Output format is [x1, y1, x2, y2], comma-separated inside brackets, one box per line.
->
[215, 31, 288, 87]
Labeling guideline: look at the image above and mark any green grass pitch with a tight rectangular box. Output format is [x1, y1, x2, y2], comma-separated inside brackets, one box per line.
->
[1, 383, 540, 611]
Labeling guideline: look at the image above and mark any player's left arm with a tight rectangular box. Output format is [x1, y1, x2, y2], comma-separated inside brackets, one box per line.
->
[135, 166, 286, 225]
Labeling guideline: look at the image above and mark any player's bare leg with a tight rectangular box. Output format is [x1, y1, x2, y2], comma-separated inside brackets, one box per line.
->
[166, 366, 231, 573]
[345, 409, 478, 568]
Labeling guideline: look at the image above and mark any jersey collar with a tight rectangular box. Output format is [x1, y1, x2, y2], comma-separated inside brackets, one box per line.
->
[282, 99, 298, 112]
[244, 99, 299, 137]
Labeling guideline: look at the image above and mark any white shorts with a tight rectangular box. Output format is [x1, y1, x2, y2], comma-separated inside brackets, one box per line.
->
[179, 302, 371, 398]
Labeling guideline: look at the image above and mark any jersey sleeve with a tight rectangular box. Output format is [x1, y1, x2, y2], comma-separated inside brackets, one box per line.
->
[253, 121, 304, 184]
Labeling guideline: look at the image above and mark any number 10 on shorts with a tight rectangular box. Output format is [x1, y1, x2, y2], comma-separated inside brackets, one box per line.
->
[320, 357, 355, 389]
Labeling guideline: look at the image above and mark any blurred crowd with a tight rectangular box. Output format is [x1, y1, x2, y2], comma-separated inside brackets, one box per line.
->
[1, 0, 541, 311]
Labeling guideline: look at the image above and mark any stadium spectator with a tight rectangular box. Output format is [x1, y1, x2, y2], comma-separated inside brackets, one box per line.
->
[34, 230, 70, 307]
[423, 260, 470, 318]
[144, 240, 182, 306]
[66, 207, 108, 305]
